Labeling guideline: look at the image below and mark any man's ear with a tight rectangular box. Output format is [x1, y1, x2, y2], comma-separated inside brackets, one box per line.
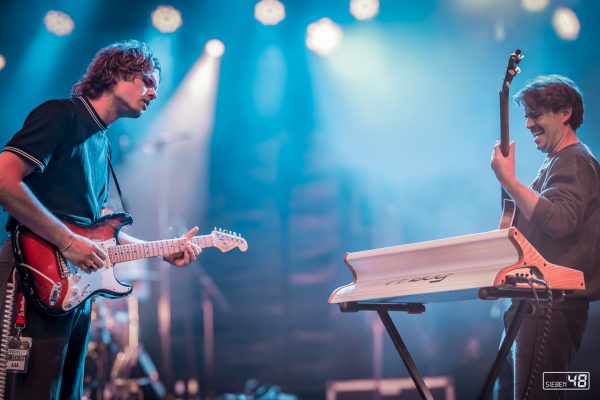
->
[560, 106, 573, 125]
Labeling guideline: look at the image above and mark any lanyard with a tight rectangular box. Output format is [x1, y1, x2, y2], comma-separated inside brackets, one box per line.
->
[15, 291, 27, 334]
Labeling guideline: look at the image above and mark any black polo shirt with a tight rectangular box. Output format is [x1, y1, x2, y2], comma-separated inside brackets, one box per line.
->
[3, 96, 109, 224]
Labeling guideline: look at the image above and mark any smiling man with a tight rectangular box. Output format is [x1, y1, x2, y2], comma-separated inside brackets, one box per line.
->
[491, 75, 600, 399]
[0, 40, 200, 399]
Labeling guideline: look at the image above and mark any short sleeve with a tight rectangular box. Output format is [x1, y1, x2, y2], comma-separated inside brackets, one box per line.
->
[3, 100, 73, 172]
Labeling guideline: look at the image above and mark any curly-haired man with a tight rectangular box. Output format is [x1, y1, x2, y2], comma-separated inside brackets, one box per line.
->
[492, 75, 600, 399]
[0, 40, 200, 399]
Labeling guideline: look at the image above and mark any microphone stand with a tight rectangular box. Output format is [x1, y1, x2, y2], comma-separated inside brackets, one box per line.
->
[138, 132, 192, 390]
[190, 265, 229, 399]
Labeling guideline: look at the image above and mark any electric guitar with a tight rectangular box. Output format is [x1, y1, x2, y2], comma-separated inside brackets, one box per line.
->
[11, 212, 248, 316]
[498, 49, 524, 229]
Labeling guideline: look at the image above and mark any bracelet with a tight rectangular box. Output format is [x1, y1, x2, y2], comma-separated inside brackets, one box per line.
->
[59, 232, 75, 252]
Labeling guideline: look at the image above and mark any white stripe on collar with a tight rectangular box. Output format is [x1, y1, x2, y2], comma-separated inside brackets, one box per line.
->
[77, 96, 107, 132]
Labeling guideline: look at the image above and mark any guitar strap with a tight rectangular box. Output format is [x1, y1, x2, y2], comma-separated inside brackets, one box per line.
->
[107, 156, 129, 214]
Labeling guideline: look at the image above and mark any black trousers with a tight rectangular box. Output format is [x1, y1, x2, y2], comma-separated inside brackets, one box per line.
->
[495, 299, 588, 400]
[0, 238, 92, 400]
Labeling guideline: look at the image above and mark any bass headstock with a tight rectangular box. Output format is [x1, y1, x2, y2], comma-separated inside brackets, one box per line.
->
[502, 49, 525, 91]
[211, 228, 248, 253]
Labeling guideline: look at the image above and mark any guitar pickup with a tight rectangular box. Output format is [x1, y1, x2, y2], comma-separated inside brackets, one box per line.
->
[49, 282, 62, 306]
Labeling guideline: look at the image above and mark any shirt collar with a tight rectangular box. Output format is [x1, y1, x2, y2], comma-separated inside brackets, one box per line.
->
[76, 95, 108, 132]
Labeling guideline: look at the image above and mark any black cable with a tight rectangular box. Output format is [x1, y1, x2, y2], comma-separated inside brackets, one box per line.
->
[522, 278, 553, 400]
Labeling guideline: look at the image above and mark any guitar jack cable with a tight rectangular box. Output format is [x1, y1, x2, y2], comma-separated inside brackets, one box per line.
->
[17, 263, 62, 307]
[0, 268, 17, 400]
[505, 274, 553, 400]
[522, 277, 553, 400]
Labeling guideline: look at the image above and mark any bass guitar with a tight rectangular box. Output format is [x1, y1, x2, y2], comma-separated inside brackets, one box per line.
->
[498, 49, 524, 229]
[11, 212, 248, 316]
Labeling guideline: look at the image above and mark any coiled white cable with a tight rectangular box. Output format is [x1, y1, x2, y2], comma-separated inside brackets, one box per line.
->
[0, 268, 17, 400]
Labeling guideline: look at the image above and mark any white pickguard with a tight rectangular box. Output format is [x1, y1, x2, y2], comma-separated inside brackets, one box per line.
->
[60, 238, 131, 311]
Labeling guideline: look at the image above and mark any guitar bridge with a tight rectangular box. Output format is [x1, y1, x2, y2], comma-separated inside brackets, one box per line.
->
[56, 252, 69, 278]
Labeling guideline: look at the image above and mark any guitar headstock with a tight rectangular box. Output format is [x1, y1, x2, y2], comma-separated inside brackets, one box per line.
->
[211, 228, 248, 253]
[502, 49, 525, 90]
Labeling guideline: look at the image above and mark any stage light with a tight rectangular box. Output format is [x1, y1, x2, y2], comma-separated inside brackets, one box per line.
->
[174, 380, 185, 395]
[350, 0, 380, 21]
[187, 378, 199, 395]
[205, 39, 225, 58]
[552, 7, 580, 40]
[255, 0, 285, 26]
[521, 0, 549, 12]
[151, 5, 183, 33]
[44, 10, 75, 36]
[494, 21, 506, 42]
[306, 18, 343, 57]
[0, 54, 5, 71]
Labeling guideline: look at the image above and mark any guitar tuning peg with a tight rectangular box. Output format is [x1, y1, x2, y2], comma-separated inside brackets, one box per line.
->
[233, 232, 237, 236]
[213, 226, 217, 231]
[515, 67, 521, 74]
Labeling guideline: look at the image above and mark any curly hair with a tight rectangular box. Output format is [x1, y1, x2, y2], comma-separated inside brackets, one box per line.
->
[71, 40, 161, 99]
[513, 74, 584, 130]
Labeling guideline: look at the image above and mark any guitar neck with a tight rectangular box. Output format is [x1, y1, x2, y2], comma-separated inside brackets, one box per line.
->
[499, 88, 510, 156]
[107, 235, 214, 263]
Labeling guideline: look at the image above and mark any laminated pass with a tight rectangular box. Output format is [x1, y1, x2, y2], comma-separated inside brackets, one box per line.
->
[7, 335, 32, 373]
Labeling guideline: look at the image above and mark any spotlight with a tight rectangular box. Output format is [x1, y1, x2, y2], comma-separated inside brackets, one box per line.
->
[174, 380, 185, 396]
[152, 5, 183, 33]
[521, 0, 549, 13]
[187, 379, 199, 396]
[306, 18, 343, 57]
[255, 0, 285, 26]
[350, 0, 380, 21]
[205, 39, 225, 58]
[552, 7, 580, 40]
[0, 54, 5, 71]
[44, 10, 75, 36]
[494, 21, 506, 42]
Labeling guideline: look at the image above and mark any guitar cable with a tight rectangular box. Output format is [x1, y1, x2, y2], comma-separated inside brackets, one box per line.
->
[521, 277, 553, 400]
[0, 268, 17, 400]
[17, 262, 64, 309]
[17, 262, 60, 288]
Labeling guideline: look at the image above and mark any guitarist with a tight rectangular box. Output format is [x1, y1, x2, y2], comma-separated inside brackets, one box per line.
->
[491, 75, 600, 399]
[0, 40, 201, 399]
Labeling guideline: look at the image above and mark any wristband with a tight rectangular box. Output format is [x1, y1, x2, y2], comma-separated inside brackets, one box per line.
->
[59, 232, 75, 252]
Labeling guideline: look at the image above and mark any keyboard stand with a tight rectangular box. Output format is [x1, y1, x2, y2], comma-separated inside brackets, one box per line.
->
[478, 299, 531, 400]
[340, 295, 548, 400]
[339, 301, 433, 400]
[477, 287, 563, 399]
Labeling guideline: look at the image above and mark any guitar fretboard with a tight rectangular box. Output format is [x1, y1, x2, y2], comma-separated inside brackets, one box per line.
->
[107, 235, 214, 263]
